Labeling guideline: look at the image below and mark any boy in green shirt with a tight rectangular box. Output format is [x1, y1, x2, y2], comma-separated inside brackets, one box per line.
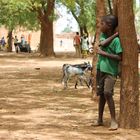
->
[94, 15, 123, 130]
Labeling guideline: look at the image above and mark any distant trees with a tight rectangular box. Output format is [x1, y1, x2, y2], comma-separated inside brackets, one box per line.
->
[0, 0, 55, 56]
[62, 26, 72, 33]
[0, 0, 38, 52]
[61, 0, 96, 36]
[24, 0, 55, 56]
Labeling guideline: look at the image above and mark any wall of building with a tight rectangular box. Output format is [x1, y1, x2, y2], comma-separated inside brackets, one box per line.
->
[0, 27, 75, 52]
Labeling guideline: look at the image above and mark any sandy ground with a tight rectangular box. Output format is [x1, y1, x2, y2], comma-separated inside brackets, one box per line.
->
[0, 52, 139, 140]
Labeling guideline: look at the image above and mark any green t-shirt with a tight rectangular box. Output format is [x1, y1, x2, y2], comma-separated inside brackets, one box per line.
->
[97, 33, 123, 76]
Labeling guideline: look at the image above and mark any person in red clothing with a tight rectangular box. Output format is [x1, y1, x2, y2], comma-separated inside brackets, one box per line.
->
[73, 32, 81, 57]
[28, 33, 31, 45]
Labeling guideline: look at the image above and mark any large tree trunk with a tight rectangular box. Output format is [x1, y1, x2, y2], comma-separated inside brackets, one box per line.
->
[118, 0, 139, 129]
[38, 0, 55, 57]
[91, 0, 106, 99]
[7, 30, 13, 52]
[83, 25, 89, 36]
[71, 3, 88, 37]
[40, 21, 55, 56]
[79, 25, 88, 36]
[113, 0, 118, 16]
[80, 26, 84, 36]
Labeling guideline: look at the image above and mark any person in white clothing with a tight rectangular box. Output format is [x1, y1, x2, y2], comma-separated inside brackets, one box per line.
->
[81, 35, 89, 58]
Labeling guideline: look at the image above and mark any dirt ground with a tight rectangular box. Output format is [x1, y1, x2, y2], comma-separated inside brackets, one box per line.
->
[0, 52, 139, 140]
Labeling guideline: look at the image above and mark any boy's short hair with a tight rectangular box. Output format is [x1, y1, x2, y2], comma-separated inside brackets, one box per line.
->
[102, 15, 118, 30]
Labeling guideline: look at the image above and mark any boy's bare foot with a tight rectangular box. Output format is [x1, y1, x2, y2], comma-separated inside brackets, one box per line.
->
[92, 121, 104, 127]
[109, 121, 118, 131]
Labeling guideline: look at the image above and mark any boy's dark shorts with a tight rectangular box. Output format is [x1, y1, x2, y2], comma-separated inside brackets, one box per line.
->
[96, 70, 116, 96]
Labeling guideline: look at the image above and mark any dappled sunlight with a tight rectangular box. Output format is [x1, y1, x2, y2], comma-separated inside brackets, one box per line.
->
[0, 53, 139, 139]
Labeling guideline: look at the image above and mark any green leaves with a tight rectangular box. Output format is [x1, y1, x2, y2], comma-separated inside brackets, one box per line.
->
[0, 0, 39, 31]
[61, 0, 96, 34]
[0, 0, 96, 34]
[61, 0, 75, 8]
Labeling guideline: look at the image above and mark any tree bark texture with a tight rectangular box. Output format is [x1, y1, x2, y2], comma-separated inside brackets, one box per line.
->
[7, 30, 13, 52]
[118, 0, 139, 128]
[40, 21, 55, 56]
[91, 0, 106, 99]
[113, 0, 118, 16]
[80, 25, 88, 36]
[38, 0, 55, 57]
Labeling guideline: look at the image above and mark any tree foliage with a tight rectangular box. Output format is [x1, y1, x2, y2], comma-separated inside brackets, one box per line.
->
[0, 0, 39, 31]
[23, 0, 55, 56]
[61, 0, 96, 35]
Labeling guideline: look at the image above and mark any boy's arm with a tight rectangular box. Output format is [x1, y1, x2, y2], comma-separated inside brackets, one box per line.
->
[97, 48, 122, 61]
[99, 32, 119, 47]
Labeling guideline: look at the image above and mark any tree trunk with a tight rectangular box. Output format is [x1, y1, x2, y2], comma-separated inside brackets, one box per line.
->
[107, 0, 112, 14]
[40, 21, 55, 56]
[113, 0, 118, 16]
[83, 25, 89, 36]
[71, 4, 88, 37]
[38, 0, 55, 57]
[91, 0, 106, 99]
[7, 30, 13, 52]
[118, 0, 139, 129]
[79, 25, 88, 36]
[80, 26, 84, 36]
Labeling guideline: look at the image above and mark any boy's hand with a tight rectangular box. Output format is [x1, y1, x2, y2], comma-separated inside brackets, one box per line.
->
[114, 32, 119, 37]
[97, 48, 107, 56]
[99, 32, 119, 47]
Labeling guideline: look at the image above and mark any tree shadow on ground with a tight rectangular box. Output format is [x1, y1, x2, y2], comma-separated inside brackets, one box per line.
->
[0, 54, 139, 140]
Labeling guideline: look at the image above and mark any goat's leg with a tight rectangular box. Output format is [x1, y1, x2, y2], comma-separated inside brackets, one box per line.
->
[61, 73, 65, 84]
[75, 81, 78, 89]
[75, 77, 79, 89]
[79, 78, 83, 86]
[81, 75, 90, 88]
[63, 75, 69, 89]
[89, 77, 93, 88]
[75, 76, 82, 89]
[84, 79, 90, 88]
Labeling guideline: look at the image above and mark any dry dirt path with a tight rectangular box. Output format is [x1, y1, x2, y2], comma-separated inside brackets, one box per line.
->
[0, 52, 139, 140]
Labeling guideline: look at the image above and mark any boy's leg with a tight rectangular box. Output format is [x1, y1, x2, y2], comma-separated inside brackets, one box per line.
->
[104, 75, 118, 130]
[93, 71, 106, 126]
[97, 94, 106, 125]
[105, 95, 118, 130]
